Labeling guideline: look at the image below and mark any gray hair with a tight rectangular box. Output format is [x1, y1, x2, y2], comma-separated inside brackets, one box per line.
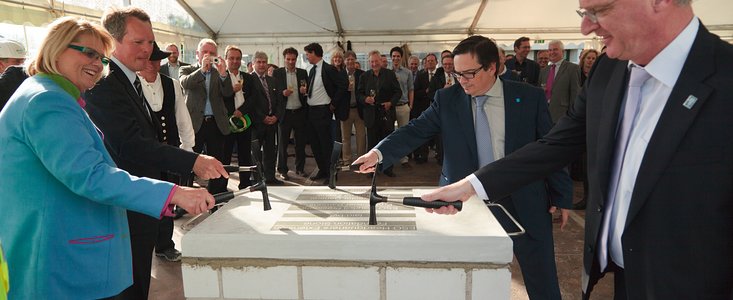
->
[197, 38, 217, 51]
[548, 40, 564, 51]
[254, 51, 268, 61]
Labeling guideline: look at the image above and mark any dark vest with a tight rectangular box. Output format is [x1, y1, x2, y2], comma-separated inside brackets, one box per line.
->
[154, 76, 181, 147]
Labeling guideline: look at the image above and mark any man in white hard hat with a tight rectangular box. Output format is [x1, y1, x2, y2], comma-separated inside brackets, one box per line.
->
[0, 39, 26, 74]
[0, 39, 29, 108]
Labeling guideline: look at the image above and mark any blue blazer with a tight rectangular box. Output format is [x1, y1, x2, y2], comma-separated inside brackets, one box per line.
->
[376, 79, 572, 237]
[0, 75, 174, 299]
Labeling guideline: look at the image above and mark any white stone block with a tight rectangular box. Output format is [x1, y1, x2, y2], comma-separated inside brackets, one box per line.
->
[302, 266, 380, 300]
[181, 264, 220, 298]
[221, 266, 298, 299]
[386, 268, 465, 300]
[472, 268, 511, 300]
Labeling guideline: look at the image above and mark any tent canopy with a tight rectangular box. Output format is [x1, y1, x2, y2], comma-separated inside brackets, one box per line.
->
[181, 0, 732, 52]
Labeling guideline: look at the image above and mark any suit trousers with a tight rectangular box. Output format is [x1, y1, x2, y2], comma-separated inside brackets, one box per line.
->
[340, 107, 366, 162]
[223, 128, 253, 188]
[496, 197, 562, 300]
[193, 117, 228, 193]
[118, 211, 159, 300]
[366, 108, 395, 173]
[154, 172, 185, 253]
[395, 104, 411, 164]
[278, 108, 307, 174]
[308, 105, 334, 176]
[253, 123, 278, 181]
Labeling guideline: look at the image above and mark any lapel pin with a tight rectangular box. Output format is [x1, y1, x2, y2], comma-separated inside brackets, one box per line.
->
[515, 98, 521, 103]
[682, 95, 698, 109]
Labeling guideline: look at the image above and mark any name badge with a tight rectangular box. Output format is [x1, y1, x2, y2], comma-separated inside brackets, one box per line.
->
[682, 95, 698, 109]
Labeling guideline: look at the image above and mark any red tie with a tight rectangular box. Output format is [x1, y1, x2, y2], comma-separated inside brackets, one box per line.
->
[544, 64, 556, 102]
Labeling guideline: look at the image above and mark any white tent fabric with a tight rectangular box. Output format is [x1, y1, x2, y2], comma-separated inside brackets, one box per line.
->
[181, 0, 732, 59]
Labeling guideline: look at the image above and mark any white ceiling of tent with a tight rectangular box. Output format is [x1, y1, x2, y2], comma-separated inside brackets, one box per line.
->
[179, 0, 732, 48]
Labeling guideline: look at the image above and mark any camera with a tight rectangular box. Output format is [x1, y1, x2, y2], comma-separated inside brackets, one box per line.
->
[211, 57, 221, 65]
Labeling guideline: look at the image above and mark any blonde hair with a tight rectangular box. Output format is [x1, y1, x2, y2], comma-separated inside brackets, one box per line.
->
[579, 49, 600, 71]
[28, 16, 114, 76]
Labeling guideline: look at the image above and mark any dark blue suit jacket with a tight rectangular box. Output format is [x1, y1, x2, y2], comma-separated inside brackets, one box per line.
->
[376, 79, 572, 238]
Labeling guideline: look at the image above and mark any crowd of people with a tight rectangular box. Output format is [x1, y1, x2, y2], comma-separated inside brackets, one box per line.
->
[1, 0, 731, 298]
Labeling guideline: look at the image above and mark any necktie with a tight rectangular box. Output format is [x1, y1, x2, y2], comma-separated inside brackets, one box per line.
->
[133, 77, 151, 121]
[260, 75, 272, 114]
[544, 64, 556, 102]
[474, 95, 494, 168]
[308, 64, 317, 97]
[428, 71, 433, 82]
[598, 65, 651, 270]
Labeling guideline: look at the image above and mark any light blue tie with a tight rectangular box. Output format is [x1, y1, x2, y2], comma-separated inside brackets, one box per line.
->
[599, 65, 651, 271]
[474, 95, 494, 169]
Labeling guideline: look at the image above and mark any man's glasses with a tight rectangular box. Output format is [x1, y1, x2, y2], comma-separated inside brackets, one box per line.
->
[452, 67, 484, 80]
[576, 1, 615, 24]
[68, 45, 110, 66]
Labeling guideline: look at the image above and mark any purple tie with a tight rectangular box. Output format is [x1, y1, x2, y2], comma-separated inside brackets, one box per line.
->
[598, 65, 651, 271]
[544, 64, 556, 102]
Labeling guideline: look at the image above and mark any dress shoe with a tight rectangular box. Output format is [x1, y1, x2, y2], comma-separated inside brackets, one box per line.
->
[296, 170, 307, 177]
[572, 198, 587, 210]
[383, 170, 396, 177]
[401, 162, 412, 168]
[266, 179, 285, 185]
[310, 173, 328, 180]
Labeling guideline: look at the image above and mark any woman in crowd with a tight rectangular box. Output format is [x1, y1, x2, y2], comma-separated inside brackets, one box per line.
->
[570, 48, 601, 210]
[578, 48, 599, 83]
[330, 49, 345, 72]
[0, 16, 213, 299]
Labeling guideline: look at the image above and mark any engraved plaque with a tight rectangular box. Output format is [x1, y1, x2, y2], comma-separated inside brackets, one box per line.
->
[271, 188, 417, 231]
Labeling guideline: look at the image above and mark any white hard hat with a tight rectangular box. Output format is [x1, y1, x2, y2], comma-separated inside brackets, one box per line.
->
[0, 39, 27, 59]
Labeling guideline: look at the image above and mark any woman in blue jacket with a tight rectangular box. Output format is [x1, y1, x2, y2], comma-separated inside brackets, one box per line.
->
[0, 17, 214, 299]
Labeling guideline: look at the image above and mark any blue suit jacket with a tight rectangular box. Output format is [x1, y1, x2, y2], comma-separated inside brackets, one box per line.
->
[0, 75, 174, 299]
[376, 79, 572, 238]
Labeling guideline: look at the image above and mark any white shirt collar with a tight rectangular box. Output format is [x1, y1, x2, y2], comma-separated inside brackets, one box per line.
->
[112, 56, 138, 86]
[549, 59, 564, 68]
[629, 16, 699, 88]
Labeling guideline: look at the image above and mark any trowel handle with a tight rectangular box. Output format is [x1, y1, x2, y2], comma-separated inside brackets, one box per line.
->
[403, 197, 462, 211]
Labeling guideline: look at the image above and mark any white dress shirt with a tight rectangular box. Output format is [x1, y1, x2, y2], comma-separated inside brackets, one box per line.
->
[307, 59, 331, 106]
[601, 16, 699, 270]
[229, 70, 246, 110]
[139, 73, 196, 151]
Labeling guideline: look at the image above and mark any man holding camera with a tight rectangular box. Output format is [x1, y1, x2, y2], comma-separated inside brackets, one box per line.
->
[180, 39, 234, 194]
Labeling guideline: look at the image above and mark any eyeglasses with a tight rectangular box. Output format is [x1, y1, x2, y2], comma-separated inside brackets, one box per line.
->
[452, 67, 484, 80]
[68, 44, 110, 66]
[576, 1, 615, 24]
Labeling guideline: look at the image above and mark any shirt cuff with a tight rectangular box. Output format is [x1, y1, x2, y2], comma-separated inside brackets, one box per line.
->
[160, 185, 178, 218]
[374, 148, 384, 162]
[467, 174, 489, 200]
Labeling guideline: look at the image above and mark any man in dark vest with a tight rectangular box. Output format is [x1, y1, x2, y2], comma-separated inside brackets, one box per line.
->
[138, 42, 197, 262]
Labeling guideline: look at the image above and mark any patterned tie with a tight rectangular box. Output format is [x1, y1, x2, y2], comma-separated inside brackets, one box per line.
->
[599, 65, 651, 270]
[307, 64, 317, 97]
[133, 77, 151, 121]
[474, 95, 494, 168]
[259, 75, 272, 114]
[544, 63, 556, 102]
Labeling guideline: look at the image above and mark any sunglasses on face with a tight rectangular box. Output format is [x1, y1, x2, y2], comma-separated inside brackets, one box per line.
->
[68, 44, 110, 66]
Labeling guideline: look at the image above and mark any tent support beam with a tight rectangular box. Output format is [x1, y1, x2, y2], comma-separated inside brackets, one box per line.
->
[174, 0, 217, 38]
[329, 0, 344, 37]
[469, 0, 489, 35]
